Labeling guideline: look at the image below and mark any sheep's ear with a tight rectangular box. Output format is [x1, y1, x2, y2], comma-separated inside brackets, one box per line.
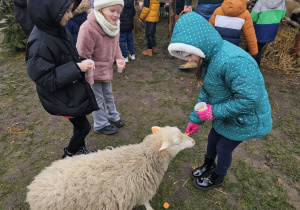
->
[159, 141, 170, 152]
[151, 126, 160, 134]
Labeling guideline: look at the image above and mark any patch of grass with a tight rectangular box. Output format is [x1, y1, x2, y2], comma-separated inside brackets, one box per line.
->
[262, 134, 300, 183]
[230, 159, 296, 209]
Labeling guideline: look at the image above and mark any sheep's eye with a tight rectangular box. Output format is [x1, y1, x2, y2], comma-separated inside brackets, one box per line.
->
[175, 141, 181, 145]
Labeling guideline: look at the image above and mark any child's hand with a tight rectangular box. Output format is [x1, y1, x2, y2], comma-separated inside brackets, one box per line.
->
[185, 122, 199, 135]
[184, 6, 192, 13]
[77, 61, 93, 72]
[116, 59, 125, 70]
[139, 18, 143, 23]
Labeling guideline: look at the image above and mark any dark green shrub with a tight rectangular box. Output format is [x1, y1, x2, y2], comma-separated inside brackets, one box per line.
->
[0, 0, 27, 51]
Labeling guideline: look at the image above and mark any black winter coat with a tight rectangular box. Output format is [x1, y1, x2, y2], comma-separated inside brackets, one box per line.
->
[120, 0, 136, 33]
[12, 0, 34, 36]
[26, 0, 99, 117]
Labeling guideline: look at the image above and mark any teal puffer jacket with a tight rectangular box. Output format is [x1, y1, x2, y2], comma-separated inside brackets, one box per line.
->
[168, 12, 272, 141]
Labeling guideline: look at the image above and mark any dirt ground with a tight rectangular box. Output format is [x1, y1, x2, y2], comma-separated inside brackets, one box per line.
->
[0, 16, 299, 209]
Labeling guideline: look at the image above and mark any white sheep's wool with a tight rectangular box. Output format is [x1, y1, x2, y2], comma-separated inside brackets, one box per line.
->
[94, 9, 120, 37]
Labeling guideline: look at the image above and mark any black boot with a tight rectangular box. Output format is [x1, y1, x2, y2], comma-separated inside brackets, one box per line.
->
[191, 156, 216, 179]
[62, 145, 96, 159]
[62, 147, 74, 159]
[193, 171, 225, 191]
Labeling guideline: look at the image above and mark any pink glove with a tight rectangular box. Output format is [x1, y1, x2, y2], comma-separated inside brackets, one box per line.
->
[185, 122, 200, 135]
[197, 104, 215, 121]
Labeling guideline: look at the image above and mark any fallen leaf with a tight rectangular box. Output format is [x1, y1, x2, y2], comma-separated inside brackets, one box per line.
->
[186, 89, 189, 92]
[15, 122, 20, 125]
[180, 77, 184, 80]
[10, 141, 14, 144]
[278, 178, 282, 184]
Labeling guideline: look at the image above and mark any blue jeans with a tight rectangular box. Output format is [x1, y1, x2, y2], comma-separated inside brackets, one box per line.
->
[206, 127, 242, 176]
[195, 4, 222, 21]
[92, 81, 120, 130]
[119, 31, 135, 58]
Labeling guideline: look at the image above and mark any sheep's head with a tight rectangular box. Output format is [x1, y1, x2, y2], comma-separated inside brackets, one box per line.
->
[151, 126, 195, 155]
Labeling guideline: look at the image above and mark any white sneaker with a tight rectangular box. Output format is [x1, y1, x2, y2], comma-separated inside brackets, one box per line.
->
[129, 54, 135, 60]
[122, 56, 129, 62]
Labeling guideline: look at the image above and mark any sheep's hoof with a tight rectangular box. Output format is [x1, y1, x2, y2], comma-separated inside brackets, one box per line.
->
[105, 146, 114, 150]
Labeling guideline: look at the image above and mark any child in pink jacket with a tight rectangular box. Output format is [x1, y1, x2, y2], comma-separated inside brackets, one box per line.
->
[77, 0, 125, 135]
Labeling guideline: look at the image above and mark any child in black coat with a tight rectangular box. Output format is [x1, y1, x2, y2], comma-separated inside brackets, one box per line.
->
[26, 0, 99, 158]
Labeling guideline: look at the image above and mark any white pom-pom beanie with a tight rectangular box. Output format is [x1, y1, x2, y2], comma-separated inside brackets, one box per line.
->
[94, 0, 124, 10]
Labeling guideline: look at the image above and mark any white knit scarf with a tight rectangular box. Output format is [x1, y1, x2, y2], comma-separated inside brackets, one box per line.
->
[94, 9, 120, 37]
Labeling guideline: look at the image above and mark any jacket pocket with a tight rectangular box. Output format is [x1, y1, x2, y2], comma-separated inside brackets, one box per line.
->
[231, 114, 258, 127]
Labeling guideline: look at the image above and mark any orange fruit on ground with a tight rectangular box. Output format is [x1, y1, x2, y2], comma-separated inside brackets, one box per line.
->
[163, 202, 170, 209]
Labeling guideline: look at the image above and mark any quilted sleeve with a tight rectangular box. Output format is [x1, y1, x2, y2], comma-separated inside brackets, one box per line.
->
[250, 2, 261, 23]
[242, 12, 258, 55]
[139, 0, 150, 20]
[209, 11, 217, 27]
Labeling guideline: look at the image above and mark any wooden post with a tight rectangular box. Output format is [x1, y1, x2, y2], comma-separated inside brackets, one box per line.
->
[169, 0, 176, 41]
[292, 32, 300, 59]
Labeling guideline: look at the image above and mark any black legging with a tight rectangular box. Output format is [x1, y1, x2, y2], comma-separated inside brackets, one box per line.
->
[67, 116, 91, 154]
[206, 128, 242, 176]
[255, 42, 266, 67]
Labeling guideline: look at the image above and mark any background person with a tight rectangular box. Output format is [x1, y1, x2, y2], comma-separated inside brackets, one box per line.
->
[250, 0, 286, 67]
[119, 0, 136, 62]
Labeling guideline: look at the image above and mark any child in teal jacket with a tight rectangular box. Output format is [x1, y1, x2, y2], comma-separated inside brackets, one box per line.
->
[168, 12, 272, 191]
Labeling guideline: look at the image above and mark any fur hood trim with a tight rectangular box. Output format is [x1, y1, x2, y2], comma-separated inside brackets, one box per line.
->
[73, 0, 90, 15]
[168, 43, 205, 61]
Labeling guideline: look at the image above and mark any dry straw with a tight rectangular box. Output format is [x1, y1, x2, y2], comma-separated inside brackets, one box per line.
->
[133, 5, 145, 38]
[261, 22, 300, 73]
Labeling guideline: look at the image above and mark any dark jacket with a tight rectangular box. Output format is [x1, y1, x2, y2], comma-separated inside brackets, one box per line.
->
[12, 0, 34, 36]
[65, 13, 88, 44]
[26, 0, 99, 117]
[65, 0, 90, 44]
[120, 0, 136, 33]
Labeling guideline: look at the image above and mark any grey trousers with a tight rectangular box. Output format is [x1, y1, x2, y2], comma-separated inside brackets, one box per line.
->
[92, 81, 120, 130]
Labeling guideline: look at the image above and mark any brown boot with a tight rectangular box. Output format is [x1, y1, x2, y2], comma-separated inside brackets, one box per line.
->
[179, 61, 197, 69]
[152, 47, 157, 54]
[143, 49, 153, 56]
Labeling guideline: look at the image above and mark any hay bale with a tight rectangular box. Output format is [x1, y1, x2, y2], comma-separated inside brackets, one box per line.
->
[133, 5, 145, 38]
[262, 22, 300, 73]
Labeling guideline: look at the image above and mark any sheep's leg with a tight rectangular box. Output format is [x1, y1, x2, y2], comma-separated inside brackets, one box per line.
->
[143, 201, 154, 210]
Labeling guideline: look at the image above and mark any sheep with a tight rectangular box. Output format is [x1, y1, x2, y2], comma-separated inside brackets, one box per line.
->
[26, 126, 195, 210]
